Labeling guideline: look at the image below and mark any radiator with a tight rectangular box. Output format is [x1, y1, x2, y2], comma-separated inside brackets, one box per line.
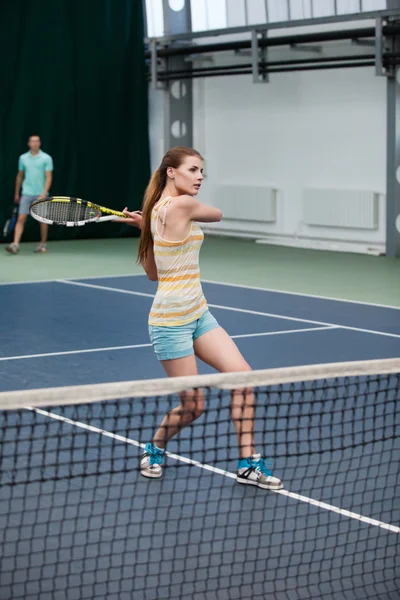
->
[303, 188, 379, 230]
[210, 185, 277, 222]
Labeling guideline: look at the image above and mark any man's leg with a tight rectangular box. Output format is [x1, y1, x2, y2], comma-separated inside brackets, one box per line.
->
[5, 196, 32, 254]
[34, 196, 49, 252]
[14, 195, 33, 244]
[13, 213, 27, 245]
[39, 223, 48, 245]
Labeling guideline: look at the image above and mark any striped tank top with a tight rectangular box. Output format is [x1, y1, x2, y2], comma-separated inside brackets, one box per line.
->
[149, 196, 207, 327]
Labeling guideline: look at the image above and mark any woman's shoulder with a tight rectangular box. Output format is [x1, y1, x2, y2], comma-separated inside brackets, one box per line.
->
[153, 195, 199, 218]
[172, 195, 197, 210]
[154, 195, 195, 211]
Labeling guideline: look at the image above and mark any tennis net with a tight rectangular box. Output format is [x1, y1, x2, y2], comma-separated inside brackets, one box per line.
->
[1, 358, 399, 600]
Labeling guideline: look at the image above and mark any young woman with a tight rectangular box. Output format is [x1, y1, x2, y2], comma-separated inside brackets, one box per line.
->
[120, 147, 282, 490]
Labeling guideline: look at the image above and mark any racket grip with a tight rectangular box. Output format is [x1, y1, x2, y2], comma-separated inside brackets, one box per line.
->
[97, 215, 120, 222]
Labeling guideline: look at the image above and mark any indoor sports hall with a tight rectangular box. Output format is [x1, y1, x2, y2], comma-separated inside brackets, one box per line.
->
[0, 2, 399, 600]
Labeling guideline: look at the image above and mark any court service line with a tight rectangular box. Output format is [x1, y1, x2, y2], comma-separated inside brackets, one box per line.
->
[233, 325, 337, 339]
[29, 407, 400, 535]
[0, 273, 144, 287]
[58, 279, 154, 298]
[201, 278, 400, 312]
[0, 326, 335, 362]
[0, 343, 152, 362]
[57, 279, 400, 340]
[2, 272, 399, 312]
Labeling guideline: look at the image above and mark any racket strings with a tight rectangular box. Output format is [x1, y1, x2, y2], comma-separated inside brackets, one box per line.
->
[31, 200, 101, 225]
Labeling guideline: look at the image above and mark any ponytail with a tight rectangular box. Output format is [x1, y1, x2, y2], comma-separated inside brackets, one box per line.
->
[138, 168, 163, 264]
[138, 147, 203, 265]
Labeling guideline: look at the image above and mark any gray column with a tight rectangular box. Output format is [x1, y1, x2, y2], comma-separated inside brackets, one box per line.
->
[386, 31, 400, 257]
[162, 0, 193, 152]
[142, 0, 148, 39]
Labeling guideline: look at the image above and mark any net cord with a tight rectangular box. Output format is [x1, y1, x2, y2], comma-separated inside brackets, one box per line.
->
[0, 357, 399, 411]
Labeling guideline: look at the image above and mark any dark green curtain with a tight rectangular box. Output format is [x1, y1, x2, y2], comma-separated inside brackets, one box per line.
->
[0, 0, 150, 242]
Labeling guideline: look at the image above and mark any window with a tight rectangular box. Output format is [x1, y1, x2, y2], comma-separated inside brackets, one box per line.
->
[145, 0, 388, 37]
[145, 0, 164, 37]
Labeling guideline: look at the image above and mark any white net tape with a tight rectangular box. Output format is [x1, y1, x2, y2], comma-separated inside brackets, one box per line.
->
[0, 358, 399, 411]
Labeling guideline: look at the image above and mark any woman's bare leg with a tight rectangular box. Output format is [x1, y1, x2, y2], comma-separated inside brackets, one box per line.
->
[152, 353, 204, 448]
[194, 327, 254, 458]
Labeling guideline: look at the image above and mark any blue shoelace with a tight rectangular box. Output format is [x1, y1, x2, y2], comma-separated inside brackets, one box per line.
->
[145, 443, 165, 466]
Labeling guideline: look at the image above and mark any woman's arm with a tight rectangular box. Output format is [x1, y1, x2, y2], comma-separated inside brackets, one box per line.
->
[142, 243, 158, 281]
[116, 208, 158, 281]
[176, 196, 223, 223]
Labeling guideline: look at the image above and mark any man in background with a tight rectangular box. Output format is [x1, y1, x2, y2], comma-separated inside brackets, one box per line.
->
[6, 134, 53, 254]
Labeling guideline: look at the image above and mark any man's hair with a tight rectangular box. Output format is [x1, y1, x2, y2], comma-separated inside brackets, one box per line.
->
[29, 134, 40, 140]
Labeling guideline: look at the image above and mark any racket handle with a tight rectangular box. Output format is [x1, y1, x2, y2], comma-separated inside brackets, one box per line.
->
[97, 215, 121, 222]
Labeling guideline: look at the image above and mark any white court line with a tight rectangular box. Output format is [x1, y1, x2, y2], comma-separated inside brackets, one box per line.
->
[232, 325, 337, 339]
[28, 406, 400, 535]
[0, 326, 335, 362]
[58, 279, 154, 299]
[58, 279, 400, 340]
[0, 273, 144, 286]
[2, 271, 399, 311]
[201, 278, 400, 311]
[0, 343, 152, 362]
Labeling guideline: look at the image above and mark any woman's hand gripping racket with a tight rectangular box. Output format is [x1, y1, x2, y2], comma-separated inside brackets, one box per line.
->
[30, 196, 137, 227]
[113, 208, 142, 229]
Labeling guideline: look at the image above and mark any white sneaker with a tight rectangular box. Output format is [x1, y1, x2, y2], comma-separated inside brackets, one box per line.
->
[34, 244, 48, 253]
[5, 243, 19, 255]
[237, 454, 283, 490]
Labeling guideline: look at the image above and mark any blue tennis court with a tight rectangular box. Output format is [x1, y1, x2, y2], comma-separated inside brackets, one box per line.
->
[1, 275, 399, 600]
[1, 274, 400, 390]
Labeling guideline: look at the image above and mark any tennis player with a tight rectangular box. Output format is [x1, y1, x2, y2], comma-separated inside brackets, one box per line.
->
[6, 134, 53, 255]
[121, 147, 282, 490]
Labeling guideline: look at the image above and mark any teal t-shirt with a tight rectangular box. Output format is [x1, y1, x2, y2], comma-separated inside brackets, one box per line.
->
[18, 150, 53, 196]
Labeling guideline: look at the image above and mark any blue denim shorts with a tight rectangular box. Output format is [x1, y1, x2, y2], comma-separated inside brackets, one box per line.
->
[148, 309, 220, 361]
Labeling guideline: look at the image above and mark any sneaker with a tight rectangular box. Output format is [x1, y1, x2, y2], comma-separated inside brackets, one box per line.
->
[237, 453, 283, 490]
[5, 243, 19, 255]
[34, 243, 48, 253]
[140, 443, 165, 479]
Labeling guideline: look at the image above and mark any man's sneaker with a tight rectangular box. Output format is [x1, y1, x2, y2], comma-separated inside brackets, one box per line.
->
[5, 243, 19, 255]
[140, 443, 165, 479]
[34, 244, 48, 253]
[237, 453, 283, 490]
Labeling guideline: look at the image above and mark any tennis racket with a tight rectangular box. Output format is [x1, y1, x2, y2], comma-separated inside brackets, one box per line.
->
[30, 196, 128, 227]
[3, 206, 18, 238]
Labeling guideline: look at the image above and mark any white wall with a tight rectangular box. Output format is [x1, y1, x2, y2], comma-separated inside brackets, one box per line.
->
[147, 7, 389, 253]
[195, 66, 387, 252]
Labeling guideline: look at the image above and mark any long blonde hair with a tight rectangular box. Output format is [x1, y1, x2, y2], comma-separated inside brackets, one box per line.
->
[138, 146, 203, 264]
